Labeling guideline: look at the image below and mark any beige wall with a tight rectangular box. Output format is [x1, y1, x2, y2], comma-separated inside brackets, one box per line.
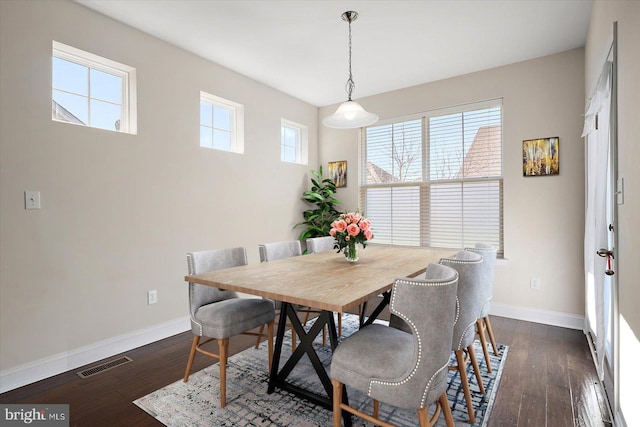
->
[0, 0, 317, 375]
[585, 1, 640, 423]
[320, 48, 586, 321]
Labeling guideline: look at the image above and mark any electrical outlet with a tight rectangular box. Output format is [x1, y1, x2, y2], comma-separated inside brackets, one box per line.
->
[147, 290, 158, 305]
[530, 277, 541, 290]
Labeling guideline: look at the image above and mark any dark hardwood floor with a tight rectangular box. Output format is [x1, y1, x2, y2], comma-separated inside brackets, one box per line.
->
[1, 302, 610, 427]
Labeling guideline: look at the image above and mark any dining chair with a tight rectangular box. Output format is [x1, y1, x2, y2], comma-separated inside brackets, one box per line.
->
[305, 236, 344, 336]
[305, 235, 337, 254]
[330, 263, 459, 427]
[439, 250, 485, 423]
[465, 243, 498, 372]
[256, 240, 325, 349]
[184, 247, 275, 408]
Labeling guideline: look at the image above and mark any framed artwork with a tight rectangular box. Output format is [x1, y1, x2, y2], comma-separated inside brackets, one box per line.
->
[523, 137, 559, 176]
[328, 160, 347, 188]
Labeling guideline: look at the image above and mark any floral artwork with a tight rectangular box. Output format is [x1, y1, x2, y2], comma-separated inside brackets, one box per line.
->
[523, 137, 559, 176]
[329, 212, 373, 262]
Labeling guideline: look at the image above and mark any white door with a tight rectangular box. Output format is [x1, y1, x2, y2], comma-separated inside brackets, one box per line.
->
[583, 26, 618, 422]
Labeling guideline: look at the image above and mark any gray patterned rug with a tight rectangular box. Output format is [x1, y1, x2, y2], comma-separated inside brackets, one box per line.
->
[134, 314, 507, 426]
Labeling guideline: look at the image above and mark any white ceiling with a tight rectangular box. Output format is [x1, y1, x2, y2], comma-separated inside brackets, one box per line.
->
[75, 0, 593, 107]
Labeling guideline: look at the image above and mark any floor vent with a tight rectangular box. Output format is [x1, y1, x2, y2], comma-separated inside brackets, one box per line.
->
[77, 356, 133, 379]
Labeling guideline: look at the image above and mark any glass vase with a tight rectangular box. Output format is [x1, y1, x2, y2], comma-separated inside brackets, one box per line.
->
[345, 242, 359, 262]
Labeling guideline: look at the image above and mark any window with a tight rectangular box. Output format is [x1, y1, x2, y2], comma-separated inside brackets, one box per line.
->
[360, 100, 503, 256]
[281, 119, 308, 164]
[200, 92, 244, 153]
[52, 41, 136, 134]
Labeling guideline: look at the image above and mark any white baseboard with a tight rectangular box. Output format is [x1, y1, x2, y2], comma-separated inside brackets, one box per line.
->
[0, 316, 190, 394]
[0, 303, 584, 394]
[490, 302, 584, 330]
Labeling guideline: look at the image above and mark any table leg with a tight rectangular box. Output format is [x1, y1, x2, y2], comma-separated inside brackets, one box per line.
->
[267, 303, 352, 427]
[360, 290, 392, 327]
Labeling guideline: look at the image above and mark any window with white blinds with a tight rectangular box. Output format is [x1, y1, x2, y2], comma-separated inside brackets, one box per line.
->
[360, 100, 503, 256]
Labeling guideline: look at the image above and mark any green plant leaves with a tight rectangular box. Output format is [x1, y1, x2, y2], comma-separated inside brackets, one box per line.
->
[294, 166, 342, 242]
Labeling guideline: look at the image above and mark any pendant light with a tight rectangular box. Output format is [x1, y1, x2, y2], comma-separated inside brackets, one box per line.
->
[322, 11, 378, 129]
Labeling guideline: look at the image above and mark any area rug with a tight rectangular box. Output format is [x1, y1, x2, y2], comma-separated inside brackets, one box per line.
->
[134, 314, 508, 426]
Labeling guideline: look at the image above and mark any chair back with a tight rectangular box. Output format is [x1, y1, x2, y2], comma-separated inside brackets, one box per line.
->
[369, 263, 459, 408]
[186, 247, 246, 320]
[439, 250, 484, 351]
[465, 243, 497, 317]
[306, 236, 337, 254]
[258, 240, 302, 262]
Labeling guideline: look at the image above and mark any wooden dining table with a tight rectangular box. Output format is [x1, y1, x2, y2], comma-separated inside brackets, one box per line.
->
[184, 244, 455, 425]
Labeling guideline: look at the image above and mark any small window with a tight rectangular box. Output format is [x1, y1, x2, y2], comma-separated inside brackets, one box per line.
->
[200, 92, 244, 153]
[52, 41, 137, 134]
[281, 119, 308, 164]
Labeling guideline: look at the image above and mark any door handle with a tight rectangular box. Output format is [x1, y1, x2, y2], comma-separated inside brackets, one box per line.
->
[597, 248, 613, 258]
[597, 248, 615, 275]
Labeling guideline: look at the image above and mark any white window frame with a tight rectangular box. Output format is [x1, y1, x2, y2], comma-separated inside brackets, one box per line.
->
[360, 99, 504, 256]
[199, 91, 244, 154]
[280, 118, 308, 165]
[52, 41, 137, 134]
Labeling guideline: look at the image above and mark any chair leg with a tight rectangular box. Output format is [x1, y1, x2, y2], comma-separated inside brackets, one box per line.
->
[338, 313, 342, 336]
[439, 392, 455, 427]
[468, 344, 486, 394]
[267, 321, 274, 374]
[477, 319, 492, 373]
[417, 405, 429, 427]
[484, 315, 499, 354]
[291, 327, 297, 352]
[455, 349, 476, 424]
[183, 335, 199, 382]
[255, 324, 265, 349]
[218, 338, 229, 408]
[332, 379, 343, 427]
[373, 399, 380, 418]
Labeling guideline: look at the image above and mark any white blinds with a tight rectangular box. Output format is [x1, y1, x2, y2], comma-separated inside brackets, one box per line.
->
[360, 101, 503, 256]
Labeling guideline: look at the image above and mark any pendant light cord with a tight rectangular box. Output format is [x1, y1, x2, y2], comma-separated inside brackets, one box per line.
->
[345, 13, 355, 101]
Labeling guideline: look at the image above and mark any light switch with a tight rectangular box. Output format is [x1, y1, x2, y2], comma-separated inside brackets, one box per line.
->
[25, 191, 41, 209]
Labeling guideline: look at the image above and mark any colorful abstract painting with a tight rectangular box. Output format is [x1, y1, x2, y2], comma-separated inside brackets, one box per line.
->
[523, 137, 559, 176]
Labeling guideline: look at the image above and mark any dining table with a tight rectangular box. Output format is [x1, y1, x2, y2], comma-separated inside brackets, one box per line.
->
[184, 244, 455, 426]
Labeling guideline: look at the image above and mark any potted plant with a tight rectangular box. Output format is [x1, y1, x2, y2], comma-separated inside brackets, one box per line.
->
[295, 166, 341, 242]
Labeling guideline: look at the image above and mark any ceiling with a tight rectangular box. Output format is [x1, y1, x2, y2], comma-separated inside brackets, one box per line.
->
[75, 0, 594, 107]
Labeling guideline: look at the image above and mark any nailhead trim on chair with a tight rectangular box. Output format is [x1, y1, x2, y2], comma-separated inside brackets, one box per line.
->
[456, 322, 477, 351]
[186, 254, 206, 336]
[440, 258, 483, 265]
[368, 277, 458, 405]
[453, 296, 460, 326]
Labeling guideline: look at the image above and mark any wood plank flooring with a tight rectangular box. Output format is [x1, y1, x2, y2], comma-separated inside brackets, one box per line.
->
[0, 307, 611, 427]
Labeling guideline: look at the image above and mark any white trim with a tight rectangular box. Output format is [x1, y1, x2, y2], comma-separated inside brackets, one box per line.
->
[490, 302, 584, 330]
[0, 316, 190, 394]
[199, 91, 244, 154]
[52, 41, 137, 134]
[0, 302, 583, 393]
[280, 118, 308, 165]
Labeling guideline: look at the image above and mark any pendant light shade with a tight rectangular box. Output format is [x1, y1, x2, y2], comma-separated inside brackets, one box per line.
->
[323, 11, 378, 129]
[322, 100, 379, 129]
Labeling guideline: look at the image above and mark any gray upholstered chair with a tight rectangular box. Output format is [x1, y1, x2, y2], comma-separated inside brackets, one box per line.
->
[256, 240, 310, 349]
[306, 235, 337, 254]
[184, 247, 275, 408]
[305, 236, 344, 336]
[330, 263, 459, 427]
[439, 250, 485, 423]
[465, 243, 498, 372]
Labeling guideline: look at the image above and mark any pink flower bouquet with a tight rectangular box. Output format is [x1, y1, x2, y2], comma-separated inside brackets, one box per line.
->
[329, 212, 373, 261]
